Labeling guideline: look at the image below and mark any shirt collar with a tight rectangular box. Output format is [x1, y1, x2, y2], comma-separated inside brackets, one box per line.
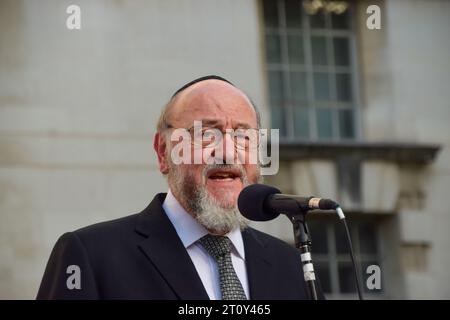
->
[162, 189, 246, 260]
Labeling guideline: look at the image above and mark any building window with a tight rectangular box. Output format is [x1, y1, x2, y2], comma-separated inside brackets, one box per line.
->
[307, 218, 383, 298]
[262, 0, 359, 141]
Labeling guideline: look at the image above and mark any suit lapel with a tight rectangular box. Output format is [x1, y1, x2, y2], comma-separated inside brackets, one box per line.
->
[135, 193, 209, 300]
[242, 228, 275, 299]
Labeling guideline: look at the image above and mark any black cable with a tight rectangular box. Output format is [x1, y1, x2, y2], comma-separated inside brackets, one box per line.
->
[341, 217, 364, 300]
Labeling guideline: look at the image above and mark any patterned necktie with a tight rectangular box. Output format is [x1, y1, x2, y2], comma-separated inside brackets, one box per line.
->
[198, 234, 247, 300]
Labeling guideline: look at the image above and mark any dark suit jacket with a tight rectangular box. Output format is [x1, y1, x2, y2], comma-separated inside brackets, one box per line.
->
[37, 193, 313, 300]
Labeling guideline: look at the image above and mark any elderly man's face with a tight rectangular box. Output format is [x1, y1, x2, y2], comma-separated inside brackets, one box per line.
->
[154, 80, 260, 229]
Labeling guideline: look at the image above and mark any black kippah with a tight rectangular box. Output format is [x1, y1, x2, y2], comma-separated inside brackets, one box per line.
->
[171, 75, 234, 98]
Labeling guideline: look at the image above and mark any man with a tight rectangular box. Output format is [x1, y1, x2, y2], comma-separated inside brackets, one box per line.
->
[37, 75, 313, 299]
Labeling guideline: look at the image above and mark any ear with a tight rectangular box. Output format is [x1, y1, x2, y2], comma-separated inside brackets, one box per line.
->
[154, 132, 170, 174]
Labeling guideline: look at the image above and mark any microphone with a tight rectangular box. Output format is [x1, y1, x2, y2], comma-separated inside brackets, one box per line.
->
[237, 183, 342, 222]
[237, 183, 362, 300]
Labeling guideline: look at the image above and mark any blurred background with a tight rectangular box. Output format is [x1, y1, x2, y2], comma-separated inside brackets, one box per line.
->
[1, 0, 449, 299]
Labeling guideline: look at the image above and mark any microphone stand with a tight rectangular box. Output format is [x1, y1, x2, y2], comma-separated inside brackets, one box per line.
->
[289, 211, 319, 300]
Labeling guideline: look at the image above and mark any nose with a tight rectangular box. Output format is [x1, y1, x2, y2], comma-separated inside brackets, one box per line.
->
[211, 131, 237, 164]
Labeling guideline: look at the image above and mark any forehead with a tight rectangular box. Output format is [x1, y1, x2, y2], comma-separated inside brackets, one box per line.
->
[169, 80, 257, 127]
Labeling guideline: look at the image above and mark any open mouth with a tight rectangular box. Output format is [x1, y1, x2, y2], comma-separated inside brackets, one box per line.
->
[207, 168, 242, 182]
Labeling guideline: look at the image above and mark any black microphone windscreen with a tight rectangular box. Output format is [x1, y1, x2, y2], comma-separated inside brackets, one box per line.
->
[318, 198, 338, 210]
[237, 184, 281, 221]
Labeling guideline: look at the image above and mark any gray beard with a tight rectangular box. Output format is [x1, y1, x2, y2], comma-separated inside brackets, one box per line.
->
[168, 163, 261, 234]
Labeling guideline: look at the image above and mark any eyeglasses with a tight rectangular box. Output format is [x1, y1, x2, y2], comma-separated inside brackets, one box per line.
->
[165, 124, 260, 150]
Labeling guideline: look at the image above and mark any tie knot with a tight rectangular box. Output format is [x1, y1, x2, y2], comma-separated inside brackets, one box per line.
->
[198, 234, 232, 260]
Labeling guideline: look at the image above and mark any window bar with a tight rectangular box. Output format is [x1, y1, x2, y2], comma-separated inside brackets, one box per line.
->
[278, 0, 295, 139]
[327, 11, 340, 141]
[303, 4, 317, 141]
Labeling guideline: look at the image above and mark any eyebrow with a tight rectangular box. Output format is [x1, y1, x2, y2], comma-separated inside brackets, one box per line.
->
[199, 119, 221, 126]
[234, 122, 253, 129]
[191, 119, 254, 129]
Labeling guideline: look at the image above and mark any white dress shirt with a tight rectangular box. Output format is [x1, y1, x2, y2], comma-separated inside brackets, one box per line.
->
[162, 189, 249, 300]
